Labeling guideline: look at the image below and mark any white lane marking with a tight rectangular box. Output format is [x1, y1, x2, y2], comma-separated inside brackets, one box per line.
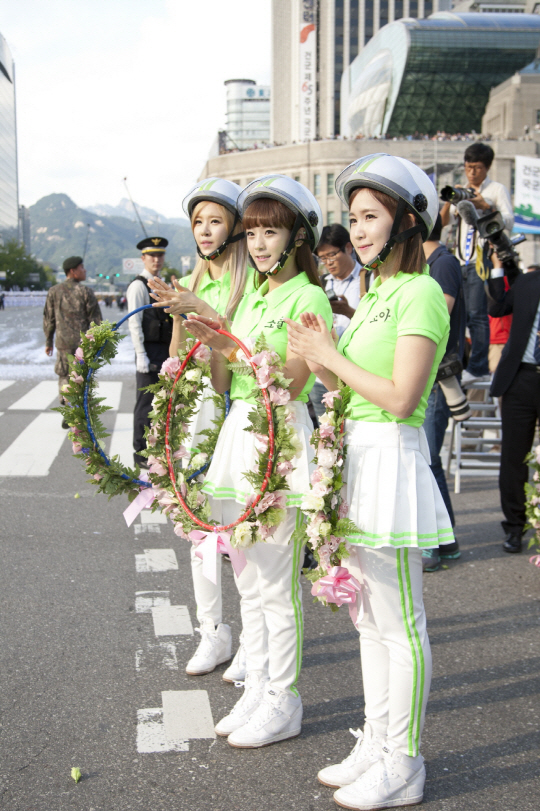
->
[136, 708, 188, 753]
[134, 524, 161, 536]
[95, 381, 122, 412]
[140, 510, 167, 525]
[152, 605, 193, 636]
[135, 554, 149, 572]
[8, 380, 59, 410]
[135, 641, 178, 671]
[109, 412, 133, 463]
[144, 548, 178, 572]
[0, 381, 15, 393]
[0, 412, 3, 418]
[162, 690, 216, 740]
[0, 413, 67, 476]
[135, 591, 170, 614]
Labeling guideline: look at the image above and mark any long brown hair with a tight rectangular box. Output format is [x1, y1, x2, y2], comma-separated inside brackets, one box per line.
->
[242, 198, 321, 288]
[188, 201, 248, 321]
[349, 187, 425, 275]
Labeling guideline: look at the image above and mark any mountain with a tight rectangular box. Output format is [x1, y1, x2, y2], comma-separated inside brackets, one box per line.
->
[87, 198, 189, 227]
[28, 193, 196, 275]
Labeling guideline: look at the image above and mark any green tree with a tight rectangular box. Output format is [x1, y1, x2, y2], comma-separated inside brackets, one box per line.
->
[0, 240, 53, 290]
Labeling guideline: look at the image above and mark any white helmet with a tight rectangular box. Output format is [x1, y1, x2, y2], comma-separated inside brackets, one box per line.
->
[182, 177, 245, 261]
[182, 177, 242, 219]
[336, 154, 438, 249]
[237, 175, 322, 276]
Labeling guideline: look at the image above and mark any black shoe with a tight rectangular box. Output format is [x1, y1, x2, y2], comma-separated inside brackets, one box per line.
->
[303, 548, 318, 571]
[503, 533, 522, 553]
[134, 453, 149, 470]
[61, 419, 69, 429]
[439, 539, 461, 560]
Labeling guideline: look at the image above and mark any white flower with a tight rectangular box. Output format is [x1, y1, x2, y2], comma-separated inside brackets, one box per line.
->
[185, 369, 202, 383]
[233, 522, 255, 548]
[318, 448, 338, 468]
[319, 411, 335, 426]
[320, 521, 332, 537]
[290, 433, 304, 459]
[191, 452, 208, 469]
[301, 492, 325, 512]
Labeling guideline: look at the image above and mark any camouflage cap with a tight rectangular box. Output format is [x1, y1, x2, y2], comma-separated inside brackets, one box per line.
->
[63, 256, 84, 273]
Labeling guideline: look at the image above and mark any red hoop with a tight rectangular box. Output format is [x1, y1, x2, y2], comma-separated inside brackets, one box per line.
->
[164, 330, 275, 532]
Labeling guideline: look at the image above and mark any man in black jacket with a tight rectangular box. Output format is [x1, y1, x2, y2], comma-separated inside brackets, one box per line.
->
[488, 267, 540, 552]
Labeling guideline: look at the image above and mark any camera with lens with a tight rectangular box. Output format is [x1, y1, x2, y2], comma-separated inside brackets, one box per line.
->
[475, 210, 526, 286]
[435, 352, 471, 421]
[440, 186, 476, 204]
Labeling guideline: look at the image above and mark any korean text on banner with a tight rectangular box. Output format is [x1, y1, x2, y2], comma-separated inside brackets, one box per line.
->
[299, 1, 317, 142]
[514, 155, 540, 235]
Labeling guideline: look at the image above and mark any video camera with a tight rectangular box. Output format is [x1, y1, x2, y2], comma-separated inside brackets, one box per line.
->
[456, 201, 525, 285]
[440, 186, 476, 205]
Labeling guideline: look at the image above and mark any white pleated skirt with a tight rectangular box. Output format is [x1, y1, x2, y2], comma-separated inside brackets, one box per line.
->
[202, 399, 314, 507]
[342, 420, 454, 550]
[184, 381, 221, 454]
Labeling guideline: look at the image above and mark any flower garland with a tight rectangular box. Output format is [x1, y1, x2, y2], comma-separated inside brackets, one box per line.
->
[524, 444, 540, 569]
[147, 334, 301, 548]
[296, 385, 362, 613]
[58, 320, 152, 499]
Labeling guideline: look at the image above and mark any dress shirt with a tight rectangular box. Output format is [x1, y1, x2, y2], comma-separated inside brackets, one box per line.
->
[521, 300, 540, 364]
[324, 260, 362, 337]
[126, 268, 155, 355]
[451, 176, 514, 263]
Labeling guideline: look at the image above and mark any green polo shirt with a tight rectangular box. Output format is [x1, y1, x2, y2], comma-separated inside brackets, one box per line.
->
[183, 266, 255, 316]
[230, 271, 333, 403]
[338, 270, 449, 426]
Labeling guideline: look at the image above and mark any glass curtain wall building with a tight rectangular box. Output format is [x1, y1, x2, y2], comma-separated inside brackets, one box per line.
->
[0, 33, 18, 244]
[341, 12, 540, 137]
[224, 79, 270, 151]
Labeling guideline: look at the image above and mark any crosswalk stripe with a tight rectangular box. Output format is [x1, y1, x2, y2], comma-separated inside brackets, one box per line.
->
[9, 380, 59, 410]
[152, 605, 193, 636]
[135, 591, 170, 613]
[0, 413, 67, 476]
[109, 412, 133, 463]
[96, 381, 122, 412]
[0, 381, 15, 393]
[162, 690, 216, 740]
[135, 641, 178, 672]
[140, 510, 167, 525]
[135, 549, 178, 572]
[136, 708, 188, 753]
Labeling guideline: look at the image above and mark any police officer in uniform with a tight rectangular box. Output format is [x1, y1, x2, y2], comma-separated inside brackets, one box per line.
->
[43, 255, 102, 426]
[126, 236, 172, 468]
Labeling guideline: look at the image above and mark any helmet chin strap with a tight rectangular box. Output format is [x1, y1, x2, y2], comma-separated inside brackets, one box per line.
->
[197, 211, 245, 262]
[362, 198, 422, 272]
[255, 213, 305, 277]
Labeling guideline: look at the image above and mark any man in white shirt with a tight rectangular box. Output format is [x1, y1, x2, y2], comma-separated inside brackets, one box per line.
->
[310, 225, 364, 417]
[441, 143, 514, 388]
[126, 236, 172, 469]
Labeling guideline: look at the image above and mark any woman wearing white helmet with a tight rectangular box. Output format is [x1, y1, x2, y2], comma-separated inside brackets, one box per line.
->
[286, 154, 454, 809]
[149, 178, 253, 682]
[184, 175, 333, 749]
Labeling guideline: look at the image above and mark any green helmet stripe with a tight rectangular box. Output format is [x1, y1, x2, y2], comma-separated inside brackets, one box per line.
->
[353, 156, 381, 175]
[199, 179, 218, 191]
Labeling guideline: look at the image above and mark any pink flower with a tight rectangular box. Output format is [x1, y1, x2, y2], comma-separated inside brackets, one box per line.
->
[72, 442, 83, 454]
[255, 433, 269, 452]
[160, 356, 182, 378]
[254, 490, 287, 515]
[173, 446, 188, 460]
[534, 472, 539, 482]
[251, 350, 279, 367]
[322, 390, 341, 409]
[319, 423, 336, 442]
[85, 332, 95, 341]
[257, 522, 278, 540]
[268, 385, 290, 406]
[173, 523, 187, 539]
[530, 554, 540, 568]
[148, 455, 167, 477]
[193, 344, 211, 363]
[74, 347, 84, 363]
[255, 366, 274, 389]
[70, 372, 84, 384]
[93, 472, 103, 481]
[245, 493, 256, 508]
[312, 482, 330, 498]
[277, 460, 294, 476]
[311, 468, 323, 484]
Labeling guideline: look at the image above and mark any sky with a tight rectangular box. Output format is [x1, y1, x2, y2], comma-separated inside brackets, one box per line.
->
[1, 0, 271, 218]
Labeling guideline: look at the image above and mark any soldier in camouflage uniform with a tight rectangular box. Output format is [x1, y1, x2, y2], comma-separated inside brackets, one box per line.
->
[43, 256, 102, 423]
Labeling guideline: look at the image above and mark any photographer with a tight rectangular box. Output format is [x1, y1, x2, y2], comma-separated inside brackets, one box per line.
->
[487, 265, 540, 554]
[422, 214, 465, 571]
[310, 224, 364, 417]
[441, 143, 514, 387]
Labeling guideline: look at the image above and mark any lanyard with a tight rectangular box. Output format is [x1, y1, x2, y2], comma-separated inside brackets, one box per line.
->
[464, 225, 475, 264]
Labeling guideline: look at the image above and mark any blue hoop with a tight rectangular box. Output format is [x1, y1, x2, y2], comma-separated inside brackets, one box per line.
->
[82, 304, 229, 489]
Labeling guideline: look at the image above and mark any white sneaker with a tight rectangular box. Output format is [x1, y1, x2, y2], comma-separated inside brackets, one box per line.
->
[214, 671, 267, 736]
[222, 634, 246, 683]
[333, 746, 425, 810]
[460, 370, 490, 389]
[185, 620, 232, 676]
[227, 686, 302, 748]
[318, 727, 384, 788]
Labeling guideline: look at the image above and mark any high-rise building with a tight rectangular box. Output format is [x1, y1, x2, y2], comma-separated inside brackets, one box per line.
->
[271, 0, 451, 144]
[0, 32, 18, 244]
[222, 79, 271, 151]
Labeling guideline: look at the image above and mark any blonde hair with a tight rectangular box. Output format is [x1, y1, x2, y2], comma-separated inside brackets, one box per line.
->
[188, 201, 248, 321]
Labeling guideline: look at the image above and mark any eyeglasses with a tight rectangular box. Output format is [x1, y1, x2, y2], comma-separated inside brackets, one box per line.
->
[317, 250, 342, 265]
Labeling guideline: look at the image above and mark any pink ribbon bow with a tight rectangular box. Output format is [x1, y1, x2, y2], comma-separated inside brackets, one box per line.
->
[311, 565, 364, 628]
[190, 530, 247, 584]
[123, 472, 156, 527]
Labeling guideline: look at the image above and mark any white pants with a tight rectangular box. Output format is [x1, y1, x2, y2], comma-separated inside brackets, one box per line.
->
[189, 497, 224, 627]
[347, 546, 432, 757]
[222, 501, 305, 696]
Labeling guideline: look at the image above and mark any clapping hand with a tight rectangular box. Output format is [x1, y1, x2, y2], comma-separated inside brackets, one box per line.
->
[285, 313, 337, 376]
[148, 276, 201, 315]
[184, 314, 235, 355]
